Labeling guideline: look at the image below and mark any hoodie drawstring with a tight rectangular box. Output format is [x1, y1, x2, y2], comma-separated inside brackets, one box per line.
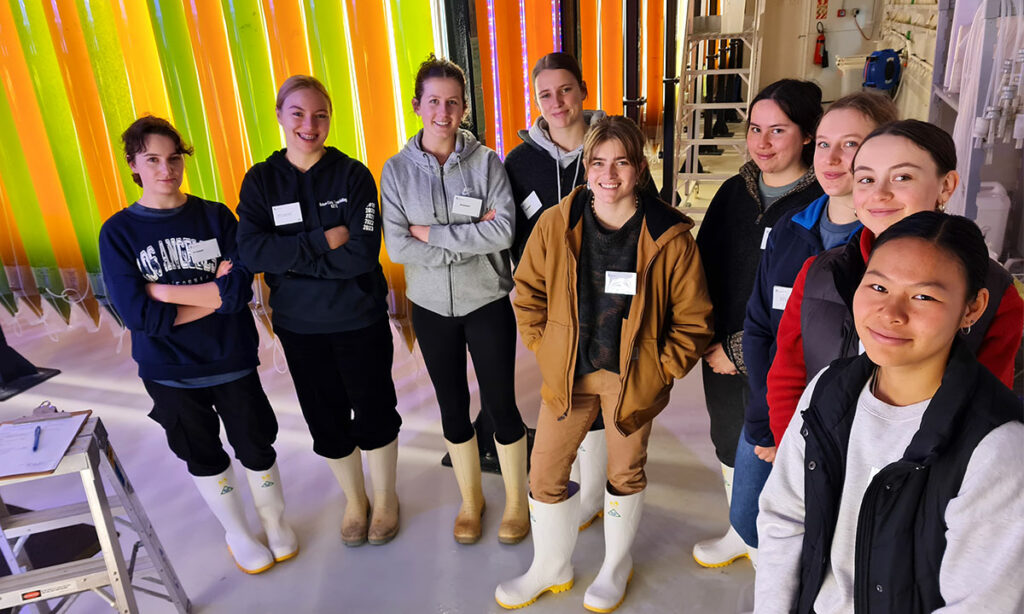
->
[455, 154, 470, 196]
[556, 152, 583, 200]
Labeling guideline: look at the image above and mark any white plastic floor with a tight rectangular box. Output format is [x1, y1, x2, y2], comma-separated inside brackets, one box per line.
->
[0, 304, 754, 614]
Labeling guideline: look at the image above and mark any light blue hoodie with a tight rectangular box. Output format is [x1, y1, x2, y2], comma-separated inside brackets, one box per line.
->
[380, 129, 515, 317]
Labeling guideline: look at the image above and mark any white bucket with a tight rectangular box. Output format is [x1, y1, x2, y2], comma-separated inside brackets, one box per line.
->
[721, 0, 746, 34]
[836, 55, 869, 96]
[975, 181, 1011, 256]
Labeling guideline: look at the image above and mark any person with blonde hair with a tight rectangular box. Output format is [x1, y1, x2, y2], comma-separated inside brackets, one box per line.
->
[237, 75, 402, 547]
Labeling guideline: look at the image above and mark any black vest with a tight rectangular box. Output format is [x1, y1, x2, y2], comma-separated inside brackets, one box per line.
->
[800, 235, 1012, 381]
[795, 341, 1022, 614]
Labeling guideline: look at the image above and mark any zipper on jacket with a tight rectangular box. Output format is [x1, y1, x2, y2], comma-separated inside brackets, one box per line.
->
[438, 161, 455, 316]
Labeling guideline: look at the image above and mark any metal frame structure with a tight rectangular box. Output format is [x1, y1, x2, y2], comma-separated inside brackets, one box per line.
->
[0, 418, 189, 614]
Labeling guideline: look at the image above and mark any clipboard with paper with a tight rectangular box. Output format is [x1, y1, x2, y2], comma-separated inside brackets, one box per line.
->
[0, 401, 91, 480]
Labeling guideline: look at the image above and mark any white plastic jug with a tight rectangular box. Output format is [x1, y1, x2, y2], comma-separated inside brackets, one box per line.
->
[975, 182, 1011, 257]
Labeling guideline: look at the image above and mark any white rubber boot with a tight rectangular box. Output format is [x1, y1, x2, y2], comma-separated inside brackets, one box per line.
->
[584, 487, 645, 613]
[246, 463, 299, 562]
[576, 429, 608, 531]
[494, 433, 530, 544]
[692, 463, 748, 567]
[495, 483, 581, 609]
[366, 438, 400, 545]
[192, 467, 274, 574]
[325, 450, 370, 546]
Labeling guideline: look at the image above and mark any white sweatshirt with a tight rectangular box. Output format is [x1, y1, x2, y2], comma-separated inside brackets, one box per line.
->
[755, 370, 1024, 613]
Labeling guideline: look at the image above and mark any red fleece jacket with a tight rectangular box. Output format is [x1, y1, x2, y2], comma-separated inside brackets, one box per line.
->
[767, 231, 1024, 445]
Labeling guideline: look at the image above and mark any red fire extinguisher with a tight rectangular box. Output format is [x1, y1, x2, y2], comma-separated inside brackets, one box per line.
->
[814, 22, 828, 67]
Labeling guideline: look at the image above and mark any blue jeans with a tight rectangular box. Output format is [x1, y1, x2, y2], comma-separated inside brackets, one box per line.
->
[730, 426, 773, 548]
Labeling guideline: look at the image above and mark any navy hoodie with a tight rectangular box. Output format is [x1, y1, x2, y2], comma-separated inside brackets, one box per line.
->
[236, 147, 388, 334]
[98, 196, 259, 380]
[741, 194, 861, 446]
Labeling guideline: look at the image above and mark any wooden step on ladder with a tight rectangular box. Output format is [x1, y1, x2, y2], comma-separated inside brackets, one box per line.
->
[0, 417, 190, 613]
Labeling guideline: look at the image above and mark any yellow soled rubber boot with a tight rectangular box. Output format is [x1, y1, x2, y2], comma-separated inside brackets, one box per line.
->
[445, 434, 486, 544]
[245, 462, 299, 562]
[494, 433, 529, 544]
[692, 463, 748, 567]
[192, 466, 275, 574]
[583, 488, 645, 612]
[495, 483, 581, 609]
[325, 450, 370, 546]
[366, 438, 400, 545]
[575, 429, 608, 531]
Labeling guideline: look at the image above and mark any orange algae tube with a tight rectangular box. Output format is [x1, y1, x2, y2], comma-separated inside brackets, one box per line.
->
[600, 1, 623, 115]
[262, 0, 311, 86]
[345, 0, 409, 350]
[182, 0, 251, 210]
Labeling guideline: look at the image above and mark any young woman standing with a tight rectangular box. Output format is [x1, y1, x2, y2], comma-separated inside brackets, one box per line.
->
[756, 212, 1024, 612]
[496, 116, 712, 611]
[693, 79, 824, 568]
[504, 52, 663, 532]
[100, 116, 297, 574]
[730, 92, 898, 554]
[380, 56, 527, 546]
[236, 76, 402, 547]
[766, 120, 1023, 447]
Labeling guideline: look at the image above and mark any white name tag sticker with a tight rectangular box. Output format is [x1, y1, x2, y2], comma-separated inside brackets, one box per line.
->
[272, 202, 303, 226]
[604, 271, 637, 295]
[189, 239, 221, 262]
[452, 195, 484, 217]
[761, 226, 772, 250]
[772, 285, 793, 310]
[520, 191, 543, 219]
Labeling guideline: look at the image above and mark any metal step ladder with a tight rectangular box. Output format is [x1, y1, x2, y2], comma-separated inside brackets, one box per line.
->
[0, 417, 190, 613]
[672, 0, 766, 206]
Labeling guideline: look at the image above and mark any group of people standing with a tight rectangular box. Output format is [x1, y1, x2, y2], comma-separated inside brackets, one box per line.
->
[97, 47, 1022, 613]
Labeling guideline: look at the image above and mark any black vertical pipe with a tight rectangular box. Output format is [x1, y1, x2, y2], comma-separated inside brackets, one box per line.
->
[560, 0, 580, 59]
[445, 0, 481, 139]
[661, 0, 679, 201]
[623, 0, 642, 123]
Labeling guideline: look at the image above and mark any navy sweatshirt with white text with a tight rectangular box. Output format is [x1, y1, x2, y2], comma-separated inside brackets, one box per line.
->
[98, 195, 259, 380]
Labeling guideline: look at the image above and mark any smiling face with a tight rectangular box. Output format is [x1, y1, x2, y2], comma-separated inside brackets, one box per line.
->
[534, 68, 586, 131]
[277, 87, 331, 156]
[413, 77, 465, 142]
[852, 135, 959, 236]
[128, 134, 184, 197]
[746, 99, 810, 179]
[854, 237, 984, 373]
[813, 108, 877, 198]
[586, 138, 642, 207]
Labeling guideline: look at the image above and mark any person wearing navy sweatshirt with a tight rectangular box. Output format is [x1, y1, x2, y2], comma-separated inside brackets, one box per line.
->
[730, 93, 897, 555]
[236, 75, 402, 548]
[99, 116, 297, 575]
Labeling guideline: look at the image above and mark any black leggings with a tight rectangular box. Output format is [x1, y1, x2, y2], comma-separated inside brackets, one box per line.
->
[143, 371, 278, 477]
[411, 296, 524, 445]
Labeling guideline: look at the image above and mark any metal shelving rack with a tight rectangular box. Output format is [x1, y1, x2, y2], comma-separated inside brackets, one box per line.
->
[672, 0, 765, 205]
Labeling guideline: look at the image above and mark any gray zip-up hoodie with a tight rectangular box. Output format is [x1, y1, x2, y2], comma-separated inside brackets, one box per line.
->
[380, 129, 515, 317]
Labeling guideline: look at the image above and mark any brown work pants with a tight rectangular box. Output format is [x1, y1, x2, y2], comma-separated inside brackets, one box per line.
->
[529, 370, 653, 503]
